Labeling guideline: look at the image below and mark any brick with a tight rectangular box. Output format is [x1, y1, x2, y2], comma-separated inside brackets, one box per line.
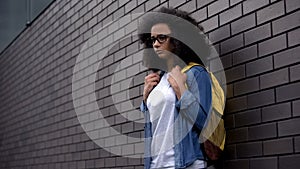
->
[127, 158, 142, 165]
[274, 46, 300, 68]
[122, 144, 134, 155]
[119, 0, 131, 7]
[225, 159, 249, 169]
[200, 15, 218, 32]
[235, 108, 261, 127]
[245, 23, 271, 45]
[232, 45, 258, 65]
[279, 154, 300, 169]
[243, 0, 269, 14]
[247, 89, 275, 108]
[272, 10, 300, 35]
[227, 127, 248, 144]
[169, 0, 186, 8]
[276, 82, 300, 102]
[295, 136, 300, 153]
[293, 100, 300, 117]
[121, 122, 134, 133]
[145, 0, 159, 11]
[126, 42, 139, 56]
[125, 0, 137, 13]
[224, 144, 236, 159]
[263, 138, 293, 155]
[107, 1, 118, 14]
[288, 28, 300, 47]
[250, 157, 277, 169]
[125, 19, 137, 35]
[136, 0, 147, 5]
[230, 0, 243, 6]
[226, 83, 234, 98]
[262, 102, 291, 122]
[248, 123, 277, 141]
[278, 118, 300, 136]
[246, 56, 273, 76]
[260, 68, 289, 89]
[133, 72, 146, 86]
[197, 0, 215, 8]
[209, 56, 228, 72]
[221, 34, 244, 54]
[95, 158, 105, 167]
[102, 0, 113, 9]
[113, 7, 125, 20]
[220, 4, 242, 25]
[231, 13, 255, 35]
[257, 1, 284, 24]
[178, 0, 197, 13]
[191, 8, 207, 22]
[114, 48, 126, 62]
[129, 85, 140, 99]
[86, 159, 95, 168]
[224, 114, 234, 128]
[208, 0, 229, 17]
[221, 53, 232, 69]
[236, 142, 262, 158]
[127, 63, 140, 77]
[77, 160, 86, 168]
[105, 157, 116, 167]
[115, 157, 128, 166]
[259, 34, 287, 57]
[286, 0, 300, 12]
[209, 25, 230, 43]
[226, 65, 245, 83]
[234, 77, 259, 96]
[225, 96, 247, 113]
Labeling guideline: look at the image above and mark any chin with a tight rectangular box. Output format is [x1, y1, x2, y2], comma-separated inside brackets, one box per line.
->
[157, 53, 169, 59]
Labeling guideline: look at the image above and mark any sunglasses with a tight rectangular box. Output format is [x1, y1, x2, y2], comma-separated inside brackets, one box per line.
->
[149, 34, 170, 45]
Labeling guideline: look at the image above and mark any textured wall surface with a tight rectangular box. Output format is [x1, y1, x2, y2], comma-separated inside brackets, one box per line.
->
[0, 0, 299, 168]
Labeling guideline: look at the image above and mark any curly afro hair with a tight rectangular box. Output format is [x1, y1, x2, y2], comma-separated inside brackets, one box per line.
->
[138, 7, 210, 70]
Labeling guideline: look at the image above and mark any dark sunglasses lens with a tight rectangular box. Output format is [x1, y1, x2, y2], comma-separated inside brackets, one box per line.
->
[150, 37, 156, 44]
[157, 35, 167, 43]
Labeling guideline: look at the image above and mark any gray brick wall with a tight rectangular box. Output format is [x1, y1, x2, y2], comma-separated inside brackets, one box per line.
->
[0, 0, 299, 169]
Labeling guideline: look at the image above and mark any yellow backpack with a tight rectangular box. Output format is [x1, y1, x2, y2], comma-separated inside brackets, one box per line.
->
[182, 62, 226, 161]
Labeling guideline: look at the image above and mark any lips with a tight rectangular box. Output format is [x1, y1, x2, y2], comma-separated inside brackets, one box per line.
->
[155, 50, 164, 55]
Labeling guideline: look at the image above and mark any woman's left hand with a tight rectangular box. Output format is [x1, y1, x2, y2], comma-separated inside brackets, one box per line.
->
[168, 65, 187, 99]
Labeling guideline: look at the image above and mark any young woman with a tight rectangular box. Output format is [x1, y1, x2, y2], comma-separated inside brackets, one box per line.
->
[139, 7, 212, 169]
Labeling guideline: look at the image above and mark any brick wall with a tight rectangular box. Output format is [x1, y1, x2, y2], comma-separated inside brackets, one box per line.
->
[0, 0, 299, 168]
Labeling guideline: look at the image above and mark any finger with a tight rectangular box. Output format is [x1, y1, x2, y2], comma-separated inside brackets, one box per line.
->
[145, 82, 158, 94]
[183, 73, 187, 79]
[146, 76, 160, 84]
[146, 81, 158, 88]
[167, 76, 176, 85]
[171, 66, 181, 74]
[175, 65, 181, 70]
[148, 73, 160, 78]
[145, 74, 159, 82]
[145, 73, 159, 81]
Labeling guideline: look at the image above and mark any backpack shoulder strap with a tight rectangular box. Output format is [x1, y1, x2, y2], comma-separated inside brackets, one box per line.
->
[181, 62, 207, 73]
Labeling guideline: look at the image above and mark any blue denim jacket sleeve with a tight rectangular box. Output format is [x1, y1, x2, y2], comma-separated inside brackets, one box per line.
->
[175, 66, 212, 131]
[140, 100, 152, 169]
[140, 100, 148, 112]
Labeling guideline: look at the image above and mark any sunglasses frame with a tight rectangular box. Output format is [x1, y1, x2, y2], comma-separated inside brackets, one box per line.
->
[149, 34, 171, 45]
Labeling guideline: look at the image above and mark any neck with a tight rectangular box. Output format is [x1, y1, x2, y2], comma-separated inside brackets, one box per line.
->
[167, 57, 174, 72]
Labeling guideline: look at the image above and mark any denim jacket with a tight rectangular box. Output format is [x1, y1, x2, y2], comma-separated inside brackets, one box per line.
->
[140, 66, 212, 169]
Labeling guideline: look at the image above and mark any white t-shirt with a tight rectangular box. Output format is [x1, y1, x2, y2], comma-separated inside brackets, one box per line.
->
[147, 73, 206, 169]
[147, 73, 176, 168]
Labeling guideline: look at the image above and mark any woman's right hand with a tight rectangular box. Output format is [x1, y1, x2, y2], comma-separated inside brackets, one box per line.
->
[143, 72, 160, 102]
